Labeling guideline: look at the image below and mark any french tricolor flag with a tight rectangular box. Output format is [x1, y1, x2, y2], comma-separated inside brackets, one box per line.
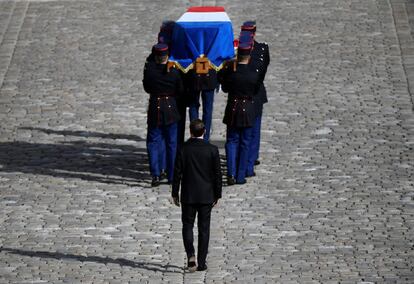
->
[169, 6, 235, 72]
[177, 6, 231, 22]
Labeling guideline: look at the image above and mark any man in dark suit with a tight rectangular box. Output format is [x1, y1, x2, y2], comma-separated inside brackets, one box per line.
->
[172, 119, 222, 272]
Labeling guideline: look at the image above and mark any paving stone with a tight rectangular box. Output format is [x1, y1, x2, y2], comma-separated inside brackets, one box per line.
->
[0, 0, 413, 283]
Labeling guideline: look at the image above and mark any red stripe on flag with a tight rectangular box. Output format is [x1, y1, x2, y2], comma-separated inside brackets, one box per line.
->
[187, 6, 225, 12]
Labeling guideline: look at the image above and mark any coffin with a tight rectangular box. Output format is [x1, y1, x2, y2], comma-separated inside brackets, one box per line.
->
[169, 6, 235, 73]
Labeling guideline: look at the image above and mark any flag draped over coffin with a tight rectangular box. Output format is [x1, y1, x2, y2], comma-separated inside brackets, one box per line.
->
[169, 6, 235, 73]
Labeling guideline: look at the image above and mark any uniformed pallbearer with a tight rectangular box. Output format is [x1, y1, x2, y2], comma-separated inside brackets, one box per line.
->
[240, 21, 270, 176]
[143, 43, 184, 186]
[220, 43, 261, 185]
[144, 21, 177, 181]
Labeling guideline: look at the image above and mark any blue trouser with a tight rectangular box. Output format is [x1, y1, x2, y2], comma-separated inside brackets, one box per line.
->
[246, 115, 262, 176]
[147, 123, 178, 182]
[159, 137, 166, 171]
[189, 89, 214, 141]
[225, 126, 253, 183]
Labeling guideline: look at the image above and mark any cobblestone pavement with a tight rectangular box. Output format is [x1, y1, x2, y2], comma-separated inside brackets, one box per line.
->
[0, 0, 413, 283]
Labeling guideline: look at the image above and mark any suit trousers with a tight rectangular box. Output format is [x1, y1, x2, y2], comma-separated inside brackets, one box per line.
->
[181, 203, 212, 267]
[246, 114, 261, 176]
[146, 123, 178, 181]
[188, 89, 215, 142]
[225, 126, 253, 183]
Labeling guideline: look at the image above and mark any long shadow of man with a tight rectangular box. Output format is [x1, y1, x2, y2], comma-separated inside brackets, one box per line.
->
[0, 247, 183, 274]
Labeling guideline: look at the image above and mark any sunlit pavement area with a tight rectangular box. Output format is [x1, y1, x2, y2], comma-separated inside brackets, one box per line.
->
[0, 0, 413, 283]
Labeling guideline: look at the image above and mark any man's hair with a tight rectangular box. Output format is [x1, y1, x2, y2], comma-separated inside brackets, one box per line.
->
[190, 119, 205, 137]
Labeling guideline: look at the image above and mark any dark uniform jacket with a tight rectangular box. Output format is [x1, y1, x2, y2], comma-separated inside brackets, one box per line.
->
[146, 54, 191, 109]
[185, 69, 218, 91]
[220, 64, 261, 128]
[143, 61, 184, 128]
[250, 40, 270, 116]
[172, 138, 222, 204]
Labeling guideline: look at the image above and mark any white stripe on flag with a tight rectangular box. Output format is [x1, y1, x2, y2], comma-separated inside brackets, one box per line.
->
[177, 12, 231, 22]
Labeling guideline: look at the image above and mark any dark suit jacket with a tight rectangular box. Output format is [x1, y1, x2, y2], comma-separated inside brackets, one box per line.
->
[172, 138, 222, 204]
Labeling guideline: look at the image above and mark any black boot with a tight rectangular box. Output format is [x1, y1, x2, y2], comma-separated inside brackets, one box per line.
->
[227, 176, 236, 186]
[151, 176, 160, 187]
[236, 179, 246, 185]
[160, 170, 167, 181]
[246, 172, 256, 178]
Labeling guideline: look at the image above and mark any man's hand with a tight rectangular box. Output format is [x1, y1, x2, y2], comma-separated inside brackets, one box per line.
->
[172, 196, 180, 207]
[212, 199, 219, 207]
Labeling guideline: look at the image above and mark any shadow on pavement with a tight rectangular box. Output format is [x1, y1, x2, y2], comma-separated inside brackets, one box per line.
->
[4, 127, 231, 187]
[209, 139, 226, 149]
[20, 127, 145, 142]
[0, 139, 150, 186]
[0, 247, 183, 274]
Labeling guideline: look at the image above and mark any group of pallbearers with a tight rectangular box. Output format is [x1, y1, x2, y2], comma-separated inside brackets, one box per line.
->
[143, 20, 270, 187]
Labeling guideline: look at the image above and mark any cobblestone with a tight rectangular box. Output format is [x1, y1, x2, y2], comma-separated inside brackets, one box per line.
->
[0, 0, 413, 283]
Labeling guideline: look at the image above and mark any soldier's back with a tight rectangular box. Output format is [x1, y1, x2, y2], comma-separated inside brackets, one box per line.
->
[143, 62, 181, 95]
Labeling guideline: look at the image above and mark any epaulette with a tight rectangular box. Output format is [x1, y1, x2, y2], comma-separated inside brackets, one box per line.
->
[167, 61, 177, 73]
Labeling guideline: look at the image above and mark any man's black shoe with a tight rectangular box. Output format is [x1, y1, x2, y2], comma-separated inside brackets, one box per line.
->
[227, 176, 236, 186]
[187, 256, 197, 272]
[254, 160, 260, 166]
[197, 265, 207, 271]
[151, 176, 160, 187]
[160, 170, 167, 181]
[236, 179, 246, 185]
